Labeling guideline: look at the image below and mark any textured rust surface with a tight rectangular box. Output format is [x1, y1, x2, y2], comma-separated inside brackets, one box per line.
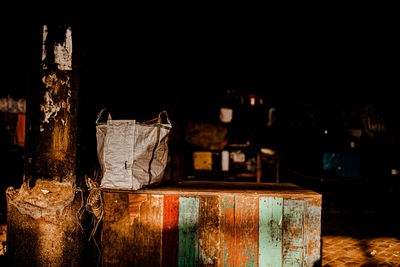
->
[6, 195, 84, 267]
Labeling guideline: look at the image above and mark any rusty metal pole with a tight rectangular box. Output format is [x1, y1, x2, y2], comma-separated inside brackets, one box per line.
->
[6, 24, 84, 267]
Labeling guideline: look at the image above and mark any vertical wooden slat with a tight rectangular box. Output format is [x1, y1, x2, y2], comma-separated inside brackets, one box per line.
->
[162, 195, 180, 267]
[221, 196, 235, 267]
[178, 197, 200, 267]
[139, 194, 164, 266]
[130, 194, 164, 266]
[259, 197, 283, 267]
[198, 196, 221, 267]
[283, 198, 304, 266]
[235, 196, 259, 267]
[102, 192, 129, 266]
[304, 197, 322, 267]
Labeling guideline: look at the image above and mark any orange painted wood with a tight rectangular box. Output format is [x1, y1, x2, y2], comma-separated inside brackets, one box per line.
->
[162, 195, 180, 267]
[221, 196, 235, 267]
[235, 196, 259, 267]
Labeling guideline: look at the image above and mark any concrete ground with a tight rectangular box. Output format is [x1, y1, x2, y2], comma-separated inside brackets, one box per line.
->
[322, 212, 400, 266]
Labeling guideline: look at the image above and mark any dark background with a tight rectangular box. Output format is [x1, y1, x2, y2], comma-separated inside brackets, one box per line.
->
[0, 22, 399, 214]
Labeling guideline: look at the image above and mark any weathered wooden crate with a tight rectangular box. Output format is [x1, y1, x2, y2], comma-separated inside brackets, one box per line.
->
[101, 181, 321, 266]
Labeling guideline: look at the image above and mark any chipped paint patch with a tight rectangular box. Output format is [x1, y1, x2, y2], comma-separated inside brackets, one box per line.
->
[54, 27, 72, 70]
[199, 239, 214, 264]
[41, 90, 61, 123]
[42, 25, 48, 69]
[42, 72, 70, 89]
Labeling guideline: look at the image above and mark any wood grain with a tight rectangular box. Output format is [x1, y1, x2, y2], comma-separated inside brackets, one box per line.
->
[221, 196, 235, 267]
[102, 193, 163, 266]
[131, 194, 163, 266]
[283, 198, 304, 267]
[259, 197, 283, 267]
[162, 195, 180, 267]
[304, 197, 322, 267]
[235, 196, 259, 267]
[198, 195, 221, 267]
[178, 197, 200, 267]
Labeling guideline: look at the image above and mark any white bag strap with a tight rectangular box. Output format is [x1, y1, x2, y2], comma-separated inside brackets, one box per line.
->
[96, 108, 112, 124]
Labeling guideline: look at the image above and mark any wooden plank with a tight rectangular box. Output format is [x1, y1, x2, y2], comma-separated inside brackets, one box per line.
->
[162, 195, 180, 267]
[102, 193, 163, 266]
[178, 197, 200, 267]
[102, 192, 130, 266]
[221, 196, 235, 267]
[283, 198, 304, 267]
[101, 181, 321, 197]
[235, 196, 259, 267]
[131, 194, 164, 266]
[304, 197, 322, 267]
[198, 195, 221, 267]
[102, 192, 129, 222]
[259, 197, 283, 267]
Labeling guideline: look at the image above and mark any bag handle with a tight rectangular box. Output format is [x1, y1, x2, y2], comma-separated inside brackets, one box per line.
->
[96, 108, 112, 124]
[144, 110, 171, 126]
[157, 110, 171, 125]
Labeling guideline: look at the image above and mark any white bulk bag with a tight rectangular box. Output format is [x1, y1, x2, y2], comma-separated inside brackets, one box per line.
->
[96, 109, 171, 190]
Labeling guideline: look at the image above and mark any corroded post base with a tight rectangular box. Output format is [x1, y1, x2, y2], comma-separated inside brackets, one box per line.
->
[6, 180, 84, 267]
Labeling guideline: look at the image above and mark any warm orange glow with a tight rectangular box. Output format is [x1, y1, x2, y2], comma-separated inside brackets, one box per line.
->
[250, 96, 256, 106]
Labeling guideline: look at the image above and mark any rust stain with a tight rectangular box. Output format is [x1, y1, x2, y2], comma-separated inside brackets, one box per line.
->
[50, 120, 69, 161]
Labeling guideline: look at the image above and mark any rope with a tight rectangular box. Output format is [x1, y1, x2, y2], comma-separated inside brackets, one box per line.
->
[76, 168, 104, 267]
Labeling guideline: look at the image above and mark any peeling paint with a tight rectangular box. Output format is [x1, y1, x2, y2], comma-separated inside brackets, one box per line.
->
[54, 27, 72, 70]
[42, 25, 48, 69]
[42, 73, 70, 89]
[40, 90, 61, 123]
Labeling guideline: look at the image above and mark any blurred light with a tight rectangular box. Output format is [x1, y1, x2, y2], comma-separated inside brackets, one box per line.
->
[250, 96, 256, 106]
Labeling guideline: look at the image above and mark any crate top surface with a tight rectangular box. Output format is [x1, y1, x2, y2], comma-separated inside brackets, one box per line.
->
[102, 181, 321, 198]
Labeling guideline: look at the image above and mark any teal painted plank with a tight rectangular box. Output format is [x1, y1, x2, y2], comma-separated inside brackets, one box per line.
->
[283, 198, 304, 267]
[178, 197, 200, 267]
[221, 196, 235, 267]
[259, 197, 283, 267]
[304, 197, 322, 267]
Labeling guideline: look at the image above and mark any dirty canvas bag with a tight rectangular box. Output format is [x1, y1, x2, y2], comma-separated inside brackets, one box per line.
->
[96, 109, 172, 190]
